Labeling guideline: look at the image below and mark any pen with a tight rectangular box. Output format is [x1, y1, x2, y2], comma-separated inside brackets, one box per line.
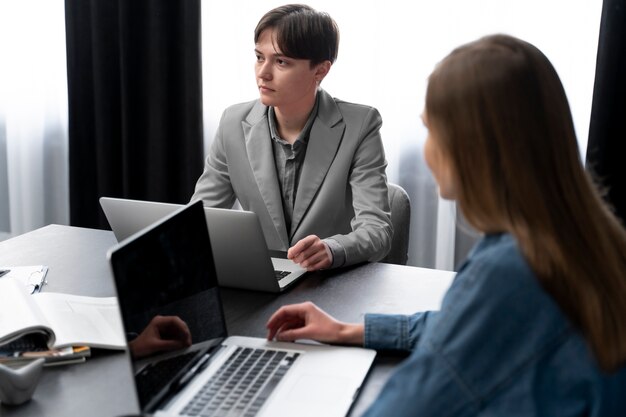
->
[0, 269, 10, 278]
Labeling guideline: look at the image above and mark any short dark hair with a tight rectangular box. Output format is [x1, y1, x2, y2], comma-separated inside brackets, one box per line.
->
[254, 4, 339, 66]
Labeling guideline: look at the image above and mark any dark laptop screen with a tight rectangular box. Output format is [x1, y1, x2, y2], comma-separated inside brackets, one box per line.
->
[110, 200, 227, 351]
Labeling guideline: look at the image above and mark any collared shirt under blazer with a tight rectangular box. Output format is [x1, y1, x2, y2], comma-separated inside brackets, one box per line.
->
[192, 89, 392, 267]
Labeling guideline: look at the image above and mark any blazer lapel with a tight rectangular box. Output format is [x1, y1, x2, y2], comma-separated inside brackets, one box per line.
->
[291, 90, 345, 237]
[242, 103, 290, 248]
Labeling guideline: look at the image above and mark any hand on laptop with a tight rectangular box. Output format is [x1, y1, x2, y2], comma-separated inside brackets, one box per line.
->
[266, 302, 364, 345]
[129, 315, 192, 359]
[288, 235, 332, 271]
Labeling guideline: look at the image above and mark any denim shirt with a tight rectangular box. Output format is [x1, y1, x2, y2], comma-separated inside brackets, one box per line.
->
[363, 234, 626, 416]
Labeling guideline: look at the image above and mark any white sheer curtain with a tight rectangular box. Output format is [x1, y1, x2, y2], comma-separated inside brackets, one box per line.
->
[0, 1, 601, 265]
[202, 0, 601, 269]
[0, 0, 69, 240]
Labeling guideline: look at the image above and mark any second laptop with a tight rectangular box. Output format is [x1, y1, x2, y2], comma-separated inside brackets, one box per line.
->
[100, 197, 306, 292]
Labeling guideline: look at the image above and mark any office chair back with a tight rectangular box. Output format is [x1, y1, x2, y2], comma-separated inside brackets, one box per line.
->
[382, 183, 411, 265]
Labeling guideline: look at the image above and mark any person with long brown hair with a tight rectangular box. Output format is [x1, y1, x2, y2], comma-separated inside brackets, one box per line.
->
[265, 34, 626, 415]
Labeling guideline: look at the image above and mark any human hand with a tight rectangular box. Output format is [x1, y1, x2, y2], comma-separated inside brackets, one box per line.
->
[266, 302, 363, 345]
[129, 315, 192, 359]
[287, 235, 332, 271]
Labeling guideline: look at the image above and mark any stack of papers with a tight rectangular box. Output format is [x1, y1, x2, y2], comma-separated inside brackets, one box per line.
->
[0, 272, 126, 367]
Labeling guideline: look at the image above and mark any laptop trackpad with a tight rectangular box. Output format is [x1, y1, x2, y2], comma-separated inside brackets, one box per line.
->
[287, 374, 351, 402]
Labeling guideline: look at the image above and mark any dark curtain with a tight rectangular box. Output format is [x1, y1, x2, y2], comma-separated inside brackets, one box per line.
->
[587, 0, 626, 225]
[65, 0, 204, 229]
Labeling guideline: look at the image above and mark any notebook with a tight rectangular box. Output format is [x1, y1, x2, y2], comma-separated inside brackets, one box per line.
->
[107, 201, 375, 417]
[100, 197, 306, 292]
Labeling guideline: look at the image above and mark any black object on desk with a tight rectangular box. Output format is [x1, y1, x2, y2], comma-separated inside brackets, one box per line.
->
[0, 270, 10, 278]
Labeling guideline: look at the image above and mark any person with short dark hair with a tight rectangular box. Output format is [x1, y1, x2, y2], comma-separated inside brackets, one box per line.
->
[266, 34, 626, 415]
[192, 4, 392, 272]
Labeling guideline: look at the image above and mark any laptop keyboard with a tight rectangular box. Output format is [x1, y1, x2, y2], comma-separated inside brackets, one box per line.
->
[181, 347, 299, 417]
[274, 270, 291, 281]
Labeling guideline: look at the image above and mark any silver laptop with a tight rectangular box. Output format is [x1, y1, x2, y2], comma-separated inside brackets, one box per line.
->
[108, 201, 375, 417]
[100, 197, 306, 292]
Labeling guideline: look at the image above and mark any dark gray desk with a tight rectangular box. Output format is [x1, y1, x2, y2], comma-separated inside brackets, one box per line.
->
[0, 225, 454, 417]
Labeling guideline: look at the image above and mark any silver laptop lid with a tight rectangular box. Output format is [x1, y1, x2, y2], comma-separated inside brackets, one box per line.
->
[100, 197, 306, 292]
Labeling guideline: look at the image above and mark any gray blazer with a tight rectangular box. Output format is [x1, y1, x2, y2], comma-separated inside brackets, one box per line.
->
[192, 89, 392, 266]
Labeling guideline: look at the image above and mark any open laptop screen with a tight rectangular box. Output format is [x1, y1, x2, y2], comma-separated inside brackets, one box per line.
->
[109, 201, 378, 416]
[110, 201, 227, 347]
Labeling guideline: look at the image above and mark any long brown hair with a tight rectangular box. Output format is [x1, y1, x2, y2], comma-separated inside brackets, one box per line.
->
[426, 34, 626, 371]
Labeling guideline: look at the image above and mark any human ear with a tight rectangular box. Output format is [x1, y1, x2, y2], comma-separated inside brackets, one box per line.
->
[314, 61, 331, 83]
